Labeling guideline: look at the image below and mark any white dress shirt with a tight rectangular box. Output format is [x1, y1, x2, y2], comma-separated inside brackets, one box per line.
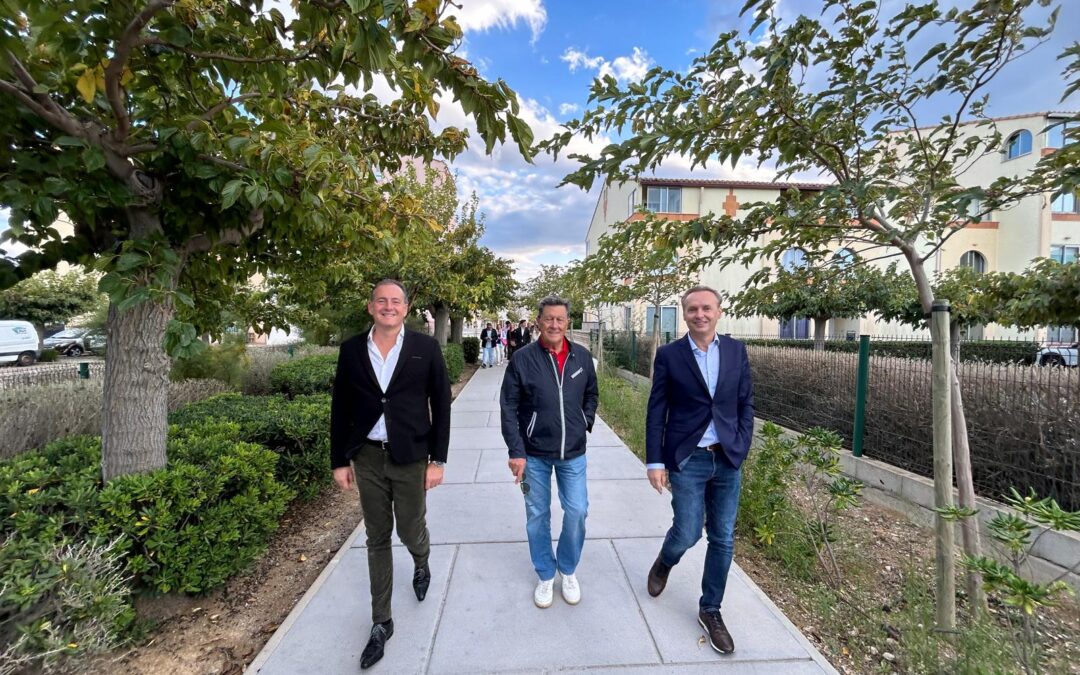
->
[366, 327, 405, 441]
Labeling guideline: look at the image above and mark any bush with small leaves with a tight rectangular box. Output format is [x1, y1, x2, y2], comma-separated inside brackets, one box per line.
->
[461, 337, 480, 364]
[270, 353, 338, 397]
[442, 343, 464, 382]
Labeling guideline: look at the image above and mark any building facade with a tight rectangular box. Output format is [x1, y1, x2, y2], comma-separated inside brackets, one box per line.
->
[583, 112, 1078, 342]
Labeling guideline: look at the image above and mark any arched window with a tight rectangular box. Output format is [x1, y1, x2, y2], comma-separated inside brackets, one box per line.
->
[781, 247, 807, 271]
[1005, 130, 1032, 159]
[833, 247, 856, 268]
[959, 250, 986, 274]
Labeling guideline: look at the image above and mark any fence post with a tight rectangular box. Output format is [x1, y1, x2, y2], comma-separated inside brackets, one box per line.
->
[79, 363, 90, 380]
[851, 335, 870, 457]
[931, 299, 957, 635]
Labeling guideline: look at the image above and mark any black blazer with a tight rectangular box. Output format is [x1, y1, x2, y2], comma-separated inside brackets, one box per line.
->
[645, 334, 755, 471]
[330, 329, 451, 469]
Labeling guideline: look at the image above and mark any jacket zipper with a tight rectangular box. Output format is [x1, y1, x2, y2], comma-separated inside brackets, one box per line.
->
[547, 351, 566, 459]
[527, 411, 537, 438]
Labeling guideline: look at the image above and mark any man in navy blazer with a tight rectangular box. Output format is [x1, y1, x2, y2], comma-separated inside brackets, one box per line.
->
[644, 285, 754, 655]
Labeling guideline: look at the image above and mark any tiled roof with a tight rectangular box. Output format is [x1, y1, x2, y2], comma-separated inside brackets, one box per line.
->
[638, 177, 831, 191]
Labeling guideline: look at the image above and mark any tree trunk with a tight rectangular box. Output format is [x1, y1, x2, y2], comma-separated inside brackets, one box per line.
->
[649, 310, 661, 377]
[449, 316, 464, 344]
[100, 292, 175, 481]
[950, 325, 988, 615]
[432, 303, 449, 346]
[33, 322, 46, 352]
[812, 317, 828, 351]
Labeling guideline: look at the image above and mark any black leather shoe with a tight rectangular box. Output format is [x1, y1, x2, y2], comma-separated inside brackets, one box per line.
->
[360, 619, 393, 670]
[413, 565, 431, 602]
[698, 609, 735, 654]
[647, 554, 672, 597]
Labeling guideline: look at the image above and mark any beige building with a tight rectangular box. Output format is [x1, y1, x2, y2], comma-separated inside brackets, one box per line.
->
[584, 111, 1079, 342]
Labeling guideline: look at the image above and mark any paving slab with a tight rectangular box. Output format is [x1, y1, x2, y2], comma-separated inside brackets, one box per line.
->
[473, 447, 647, 483]
[450, 411, 493, 428]
[427, 541, 661, 673]
[449, 426, 507, 450]
[441, 449, 482, 484]
[254, 545, 456, 675]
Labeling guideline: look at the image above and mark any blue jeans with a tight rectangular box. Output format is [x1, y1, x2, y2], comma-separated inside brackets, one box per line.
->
[483, 346, 495, 366]
[524, 454, 588, 581]
[660, 448, 741, 611]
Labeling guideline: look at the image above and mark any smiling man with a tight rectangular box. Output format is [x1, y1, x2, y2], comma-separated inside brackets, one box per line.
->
[500, 295, 598, 609]
[330, 279, 451, 670]
[645, 286, 755, 656]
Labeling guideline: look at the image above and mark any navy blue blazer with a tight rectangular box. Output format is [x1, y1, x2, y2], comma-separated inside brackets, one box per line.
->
[645, 334, 755, 471]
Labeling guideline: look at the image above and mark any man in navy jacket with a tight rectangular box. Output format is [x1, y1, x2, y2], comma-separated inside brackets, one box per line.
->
[644, 286, 754, 655]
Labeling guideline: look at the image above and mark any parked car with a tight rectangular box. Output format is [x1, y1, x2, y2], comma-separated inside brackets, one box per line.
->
[0, 320, 41, 366]
[43, 327, 106, 356]
[1038, 342, 1078, 367]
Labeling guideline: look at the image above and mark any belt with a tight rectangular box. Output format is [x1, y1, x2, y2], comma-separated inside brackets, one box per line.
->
[366, 438, 390, 451]
[699, 443, 722, 452]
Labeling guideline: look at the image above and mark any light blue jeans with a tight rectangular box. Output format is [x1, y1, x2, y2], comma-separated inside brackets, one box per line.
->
[524, 454, 588, 581]
[483, 346, 495, 366]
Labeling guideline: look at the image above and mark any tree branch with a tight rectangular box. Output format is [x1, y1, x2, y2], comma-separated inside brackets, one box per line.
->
[138, 37, 316, 64]
[186, 93, 265, 131]
[181, 208, 265, 256]
[106, 0, 176, 141]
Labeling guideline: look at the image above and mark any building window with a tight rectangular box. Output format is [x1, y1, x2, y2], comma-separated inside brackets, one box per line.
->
[833, 247, 856, 268]
[959, 250, 986, 274]
[1004, 130, 1032, 159]
[645, 305, 678, 340]
[1050, 244, 1079, 264]
[1046, 120, 1076, 149]
[782, 247, 808, 271]
[1051, 190, 1080, 214]
[645, 186, 682, 213]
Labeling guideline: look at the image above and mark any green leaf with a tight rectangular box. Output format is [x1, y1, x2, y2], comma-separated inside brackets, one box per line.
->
[220, 179, 245, 210]
[115, 252, 146, 272]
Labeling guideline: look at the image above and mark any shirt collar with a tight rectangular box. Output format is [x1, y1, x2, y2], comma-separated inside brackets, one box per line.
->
[542, 337, 570, 356]
[689, 333, 720, 355]
[368, 327, 405, 347]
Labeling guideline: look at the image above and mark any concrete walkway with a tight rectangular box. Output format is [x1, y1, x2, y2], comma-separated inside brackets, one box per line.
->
[249, 363, 837, 674]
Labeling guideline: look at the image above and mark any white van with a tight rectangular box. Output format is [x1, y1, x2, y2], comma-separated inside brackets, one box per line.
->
[0, 320, 40, 366]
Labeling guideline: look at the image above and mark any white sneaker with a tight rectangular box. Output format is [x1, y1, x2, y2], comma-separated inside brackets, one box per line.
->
[561, 573, 581, 605]
[534, 578, 554, 608]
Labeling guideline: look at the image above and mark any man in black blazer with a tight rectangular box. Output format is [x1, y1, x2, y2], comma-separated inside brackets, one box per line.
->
[644, 286, 754, 656]
[330, 279, 451, 670]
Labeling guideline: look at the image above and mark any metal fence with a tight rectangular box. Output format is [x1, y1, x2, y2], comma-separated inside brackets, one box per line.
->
[0, 361, 105, 390]
[590, 330, 1079, 510]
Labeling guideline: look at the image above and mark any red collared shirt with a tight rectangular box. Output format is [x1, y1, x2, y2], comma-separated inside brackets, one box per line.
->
[541, 337, 570, 375]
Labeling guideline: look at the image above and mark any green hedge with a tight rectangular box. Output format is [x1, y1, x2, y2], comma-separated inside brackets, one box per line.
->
[270, 353, 338, 396]
[742, 338, 1038, 365]
[170, 336, 250, 387]
[443, 343, 464, 382]
[0, 423, 292, 667]
[461, 336, 480, 364]
[169, 393, 331, 500]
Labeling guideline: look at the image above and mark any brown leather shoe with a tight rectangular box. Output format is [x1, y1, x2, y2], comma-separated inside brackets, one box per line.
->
[698, 609, 734, 654]
[647, 554, 672, 597]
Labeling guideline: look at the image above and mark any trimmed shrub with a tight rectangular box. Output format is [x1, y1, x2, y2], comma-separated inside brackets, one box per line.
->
[170, 335, 250, 387]
[0, 378, 232, 460]
[442, 343, 464, 382]
[38, 348, 59, 363]
[242, 345, 338, 396]
[461, 337, 480, 364]
[169, 393, 331, 499]
[271, 353, 338, 397]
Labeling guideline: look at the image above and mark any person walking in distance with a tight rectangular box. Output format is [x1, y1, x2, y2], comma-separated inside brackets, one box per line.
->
[500, 296, 599, 608]
[330, 279, 452, 670]
[645, 286, 754, 655]
[480, 321, 498, 369]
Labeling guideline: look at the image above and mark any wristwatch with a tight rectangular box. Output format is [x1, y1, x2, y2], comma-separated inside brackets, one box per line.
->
[429, 460, 446, 468]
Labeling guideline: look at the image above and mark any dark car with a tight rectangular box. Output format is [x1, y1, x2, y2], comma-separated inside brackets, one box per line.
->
[43, 327, 105, 356]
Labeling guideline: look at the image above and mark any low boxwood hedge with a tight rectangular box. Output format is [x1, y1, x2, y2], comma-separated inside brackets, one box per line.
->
[270, 353, 337, 397]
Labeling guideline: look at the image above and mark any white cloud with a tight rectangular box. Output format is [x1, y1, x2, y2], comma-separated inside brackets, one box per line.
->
[558, 102, 580, 115]
[454, 0, 547, 44]
[560, 46, 654, 83]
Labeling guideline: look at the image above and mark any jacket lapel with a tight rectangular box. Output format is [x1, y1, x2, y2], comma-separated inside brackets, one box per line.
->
[385, 330, 412, 391]
[678, 335, 711, 397]
[358, 333, 380, 390]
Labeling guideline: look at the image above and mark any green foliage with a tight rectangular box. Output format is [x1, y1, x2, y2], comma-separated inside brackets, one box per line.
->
[518, 263, 588, 326]
[93, 422, 292, 593]
[270, 354, 338, 397]
[461, 336, 480, 364]
[169, 393, 331, 500]
[0, 270, 103, 346]
[37, 348, 59, 363]
[442, 343, 464, 382]
[595, 369, 649, 460]
[169, 334, 249, 387]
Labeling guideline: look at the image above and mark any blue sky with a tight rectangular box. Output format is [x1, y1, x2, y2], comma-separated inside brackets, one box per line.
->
[3, 0, 1078, 280]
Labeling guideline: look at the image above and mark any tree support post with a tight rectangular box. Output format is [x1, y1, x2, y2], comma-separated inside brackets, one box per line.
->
[852, 334, 871, 457]
[931, 300, 957, 635]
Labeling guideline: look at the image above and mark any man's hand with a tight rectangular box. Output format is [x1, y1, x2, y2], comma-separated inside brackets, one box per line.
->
[647, 468, 669, 494]
[425, 464, 445, 490]
[333, 466, 355, 492]
[508, 458, 526, 484]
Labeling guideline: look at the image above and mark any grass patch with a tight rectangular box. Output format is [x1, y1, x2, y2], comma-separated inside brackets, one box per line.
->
[596, 368, 648, 461]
